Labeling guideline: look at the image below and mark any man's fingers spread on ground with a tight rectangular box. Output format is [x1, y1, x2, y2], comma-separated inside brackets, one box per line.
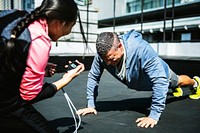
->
[135, 117, 143, 123]
[81, 112, 87, 115]
[77, 108, 98, 116]
[150, 123, 155, 128]
[145, 123, 150, 128]
[77, 109, 86, 115]
[94, 110, 97, 115]
[141, 122, 146, 128]
[137, 121, 142, 127]
[151, 121, 157, 128]
[76, 110, 83, 115]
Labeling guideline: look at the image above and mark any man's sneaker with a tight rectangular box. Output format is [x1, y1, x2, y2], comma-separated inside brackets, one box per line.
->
[189, 76, 200, 100]
[172, 87, 183, 97]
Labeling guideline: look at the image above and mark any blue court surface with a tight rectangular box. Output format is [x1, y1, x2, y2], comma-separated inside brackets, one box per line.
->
[32, 70, 200, 133]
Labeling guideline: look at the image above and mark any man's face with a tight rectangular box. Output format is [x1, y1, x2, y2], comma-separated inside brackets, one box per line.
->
[101, 43, 124, 66]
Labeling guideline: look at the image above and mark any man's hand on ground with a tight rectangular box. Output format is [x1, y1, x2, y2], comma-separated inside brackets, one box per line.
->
[135, 116, 158, 128]
[77, 107, 97, 116]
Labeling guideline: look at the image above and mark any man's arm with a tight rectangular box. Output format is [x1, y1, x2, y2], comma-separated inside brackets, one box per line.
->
[143, 45, 169, 121]
[136, 42, 169, 128]
[77, 54, 104, 115]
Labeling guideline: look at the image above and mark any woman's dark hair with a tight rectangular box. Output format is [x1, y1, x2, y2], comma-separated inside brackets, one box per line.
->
[10, 0, 79, 41]
[3, 0, 87, 72]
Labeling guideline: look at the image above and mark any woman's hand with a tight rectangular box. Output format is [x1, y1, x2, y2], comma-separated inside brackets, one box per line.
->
[63, 60, 85, 79]
[53, 60, 85, 91]
[45, 62, 57, 77]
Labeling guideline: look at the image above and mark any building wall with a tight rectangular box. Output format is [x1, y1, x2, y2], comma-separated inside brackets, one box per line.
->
[95, 0, 200, 43]
[93, 0, 198, 20]
[92, 0, 126, 20]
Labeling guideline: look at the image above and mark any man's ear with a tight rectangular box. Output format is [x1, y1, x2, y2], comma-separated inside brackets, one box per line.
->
[118, 43, 123, 49]
[118, 43, 122, 48]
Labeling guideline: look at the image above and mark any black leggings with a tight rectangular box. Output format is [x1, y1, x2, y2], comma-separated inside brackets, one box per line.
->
[0, 83, 57, 133]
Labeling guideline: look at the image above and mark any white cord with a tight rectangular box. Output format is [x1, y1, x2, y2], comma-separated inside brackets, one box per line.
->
[62, 88, 81, 133]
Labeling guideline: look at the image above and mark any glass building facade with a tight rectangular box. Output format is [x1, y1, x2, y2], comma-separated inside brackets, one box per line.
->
[0, 0, 34, 10]
[126, 0, 197, 13]
[97, 0, 200, 43]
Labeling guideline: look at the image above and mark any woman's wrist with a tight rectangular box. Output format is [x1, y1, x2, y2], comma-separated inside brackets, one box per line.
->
[53, 76, 72, 90]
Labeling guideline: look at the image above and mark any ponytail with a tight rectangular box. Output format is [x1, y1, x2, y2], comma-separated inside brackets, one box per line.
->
[8, 7, 42, 47]
[2, 8, 43, 73]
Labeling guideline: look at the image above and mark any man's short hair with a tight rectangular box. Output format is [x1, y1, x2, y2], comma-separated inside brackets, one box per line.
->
[96, 32, 114, 56]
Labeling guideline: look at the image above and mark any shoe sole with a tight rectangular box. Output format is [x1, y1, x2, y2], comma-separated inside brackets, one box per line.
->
[172, 88, 183, 97]
[189, 95, 200, 100]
